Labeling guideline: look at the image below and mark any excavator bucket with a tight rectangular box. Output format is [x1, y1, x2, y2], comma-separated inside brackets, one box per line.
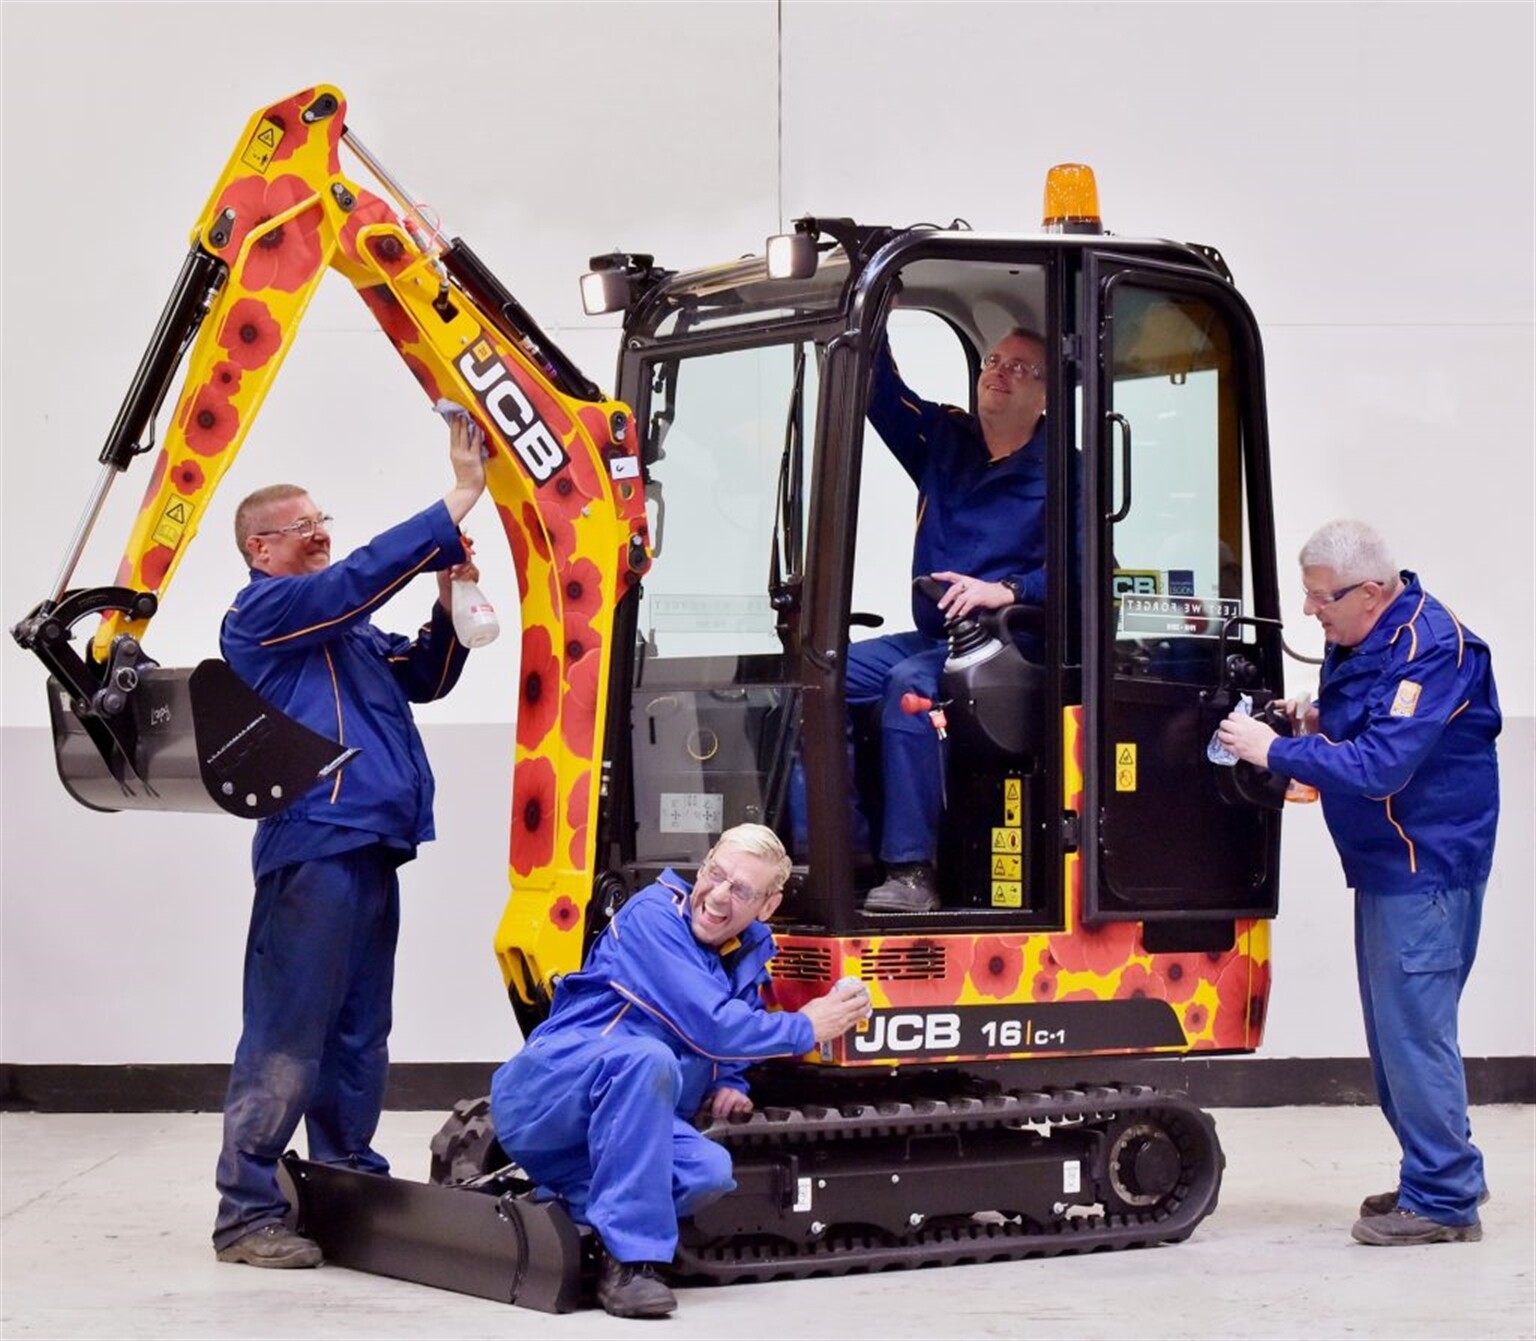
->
[277, 1156, 585, 1312]
[48, 659, 356, 818]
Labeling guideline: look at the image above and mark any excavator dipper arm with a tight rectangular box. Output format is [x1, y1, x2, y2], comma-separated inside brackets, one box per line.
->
[10, 85, 651, 1010]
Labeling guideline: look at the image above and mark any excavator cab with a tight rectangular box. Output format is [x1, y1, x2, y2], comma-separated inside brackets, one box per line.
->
[594, 212, 1284, 949]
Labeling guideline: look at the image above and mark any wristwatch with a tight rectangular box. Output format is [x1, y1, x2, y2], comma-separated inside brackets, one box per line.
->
[1001, 577, 1024, 605]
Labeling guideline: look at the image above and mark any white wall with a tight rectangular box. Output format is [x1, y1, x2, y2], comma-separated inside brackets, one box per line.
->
[3, 2, 1530, 1066]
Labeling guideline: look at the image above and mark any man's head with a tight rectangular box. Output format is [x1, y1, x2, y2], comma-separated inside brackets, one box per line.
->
[688, 823, 792, 948]
[235, 485, 333, 576]
[976, 326, 1047, 453]
[1297, 519, 1402, 647]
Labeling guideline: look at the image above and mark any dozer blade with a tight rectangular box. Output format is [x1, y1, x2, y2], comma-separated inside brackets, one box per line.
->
[48, 659, 355, 818]
[278, 1155, 584, 1313]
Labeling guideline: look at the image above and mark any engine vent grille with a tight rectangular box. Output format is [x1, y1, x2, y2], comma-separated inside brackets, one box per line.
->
[773, 945, 834, 981]
[860, 944, 950, 981]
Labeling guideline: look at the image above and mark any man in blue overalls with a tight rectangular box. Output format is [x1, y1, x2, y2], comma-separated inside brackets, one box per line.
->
[490, 824, 872, 1318]
[1219, 518, 1500, 1247]
[212, 415, 486, 1268]
[853, 327, 1050, 912]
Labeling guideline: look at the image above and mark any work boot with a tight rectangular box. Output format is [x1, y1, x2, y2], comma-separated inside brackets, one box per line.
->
[1351, 1209, 1483, 1246]
[215, 1223, 324, 1268]
[863, 863, 940, 913]
[596, 1247, 676, 1319]
[1359, 1186, 1490, 1218]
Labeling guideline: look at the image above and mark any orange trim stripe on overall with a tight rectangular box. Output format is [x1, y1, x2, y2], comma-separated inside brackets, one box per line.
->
[1383, 795, 1417, 874]
[258, 548, 444, 647]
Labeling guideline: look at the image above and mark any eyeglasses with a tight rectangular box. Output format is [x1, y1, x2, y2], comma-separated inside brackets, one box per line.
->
[698, 859, 768, 907]
[981, 352, 1044, 381]
[1302, 580, 1371, 608]
[255, 513, 333, 540]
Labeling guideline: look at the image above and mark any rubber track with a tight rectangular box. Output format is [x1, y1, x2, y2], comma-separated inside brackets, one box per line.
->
[674, 1083, 1223, 1284]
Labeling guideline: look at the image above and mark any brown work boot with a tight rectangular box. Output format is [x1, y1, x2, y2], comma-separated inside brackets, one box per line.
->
[215, 1223, 323, 1268]
[1351, 1209, 1482, 1246]
[863, 863, 940, 913]
[596, 1246, 676, 1319]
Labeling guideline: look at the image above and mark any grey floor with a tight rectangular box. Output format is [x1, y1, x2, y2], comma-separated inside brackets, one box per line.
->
[3, 1106, 1531, 1340]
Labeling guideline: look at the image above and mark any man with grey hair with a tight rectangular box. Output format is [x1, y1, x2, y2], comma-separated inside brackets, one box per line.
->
[1218, 518, 1500, 1247]
[489, 823, 873, 1317]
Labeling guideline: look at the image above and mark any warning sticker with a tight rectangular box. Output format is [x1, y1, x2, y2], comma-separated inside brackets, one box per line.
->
[991, 827, 1022, 854]
[1115, 742, 1137, 793]
[991, 853, 1022, 880]
[991, 881, 1023, 908]
[1390, 680, 1422, 718]
[240, 118, 285, 173]
[152, 497, 194, 550]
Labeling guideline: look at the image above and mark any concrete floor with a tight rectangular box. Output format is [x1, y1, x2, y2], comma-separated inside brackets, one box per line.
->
[2, 1106, 1531, 1340]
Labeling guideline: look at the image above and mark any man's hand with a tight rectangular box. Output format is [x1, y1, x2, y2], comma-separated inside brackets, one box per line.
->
[1216, 711, 1279, 768]
[706, 1087, 754, 1121]
[932, 570, 1013, 621]
[1276, 696, 1319, 736]
[798, 978, 873, 1043]
[437, 534, 480, 607]
[443, 414, 487, 523]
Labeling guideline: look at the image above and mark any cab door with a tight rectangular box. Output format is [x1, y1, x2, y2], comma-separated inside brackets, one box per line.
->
[1079, 255, 1283, 931]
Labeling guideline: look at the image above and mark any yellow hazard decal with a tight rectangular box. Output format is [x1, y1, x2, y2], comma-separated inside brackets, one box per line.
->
[1115, 742, 1137, 792]
[1390, 680, 1422, 718]
[1003, 777, 1022, 825]
[152, 497, 194, 550]
[240, 118, 285, 173]
[991, 827, 1022, 854]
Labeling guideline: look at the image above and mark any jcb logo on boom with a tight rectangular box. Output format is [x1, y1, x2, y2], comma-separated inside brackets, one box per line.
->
[850, 1010, 961, 1056]
[457, 344, 568, 484]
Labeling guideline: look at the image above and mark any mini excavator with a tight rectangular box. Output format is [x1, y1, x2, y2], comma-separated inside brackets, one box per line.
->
[13, 88, 1295, 1311]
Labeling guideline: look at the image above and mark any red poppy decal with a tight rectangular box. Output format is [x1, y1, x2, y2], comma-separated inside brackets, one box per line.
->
[208, 361, 244, 397]
[561, 556, 605, 653]
[510, 755, 558, 876]
[211, 175, 323, 291]
[1183, 1000, 1210, 1037]
[517, 626, 560, 751]
[1116, 963, 1168, 1001]
[1211, 955, 1271, 1049]
[1148, 952, 1222, 1004]
[1047, 918, 1139, 976]
[1030, 967, 1059, 1002]
[548, 896, 580, 932]
[968, 936, 1025, 1000]
[217, 298, 283, 371]
[140, 544, 175, 591]
[171, 459, 206, 496]
[182, 386, 240, 457]
[561, 646, 601, 758]
[357, 283, 418, 347]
